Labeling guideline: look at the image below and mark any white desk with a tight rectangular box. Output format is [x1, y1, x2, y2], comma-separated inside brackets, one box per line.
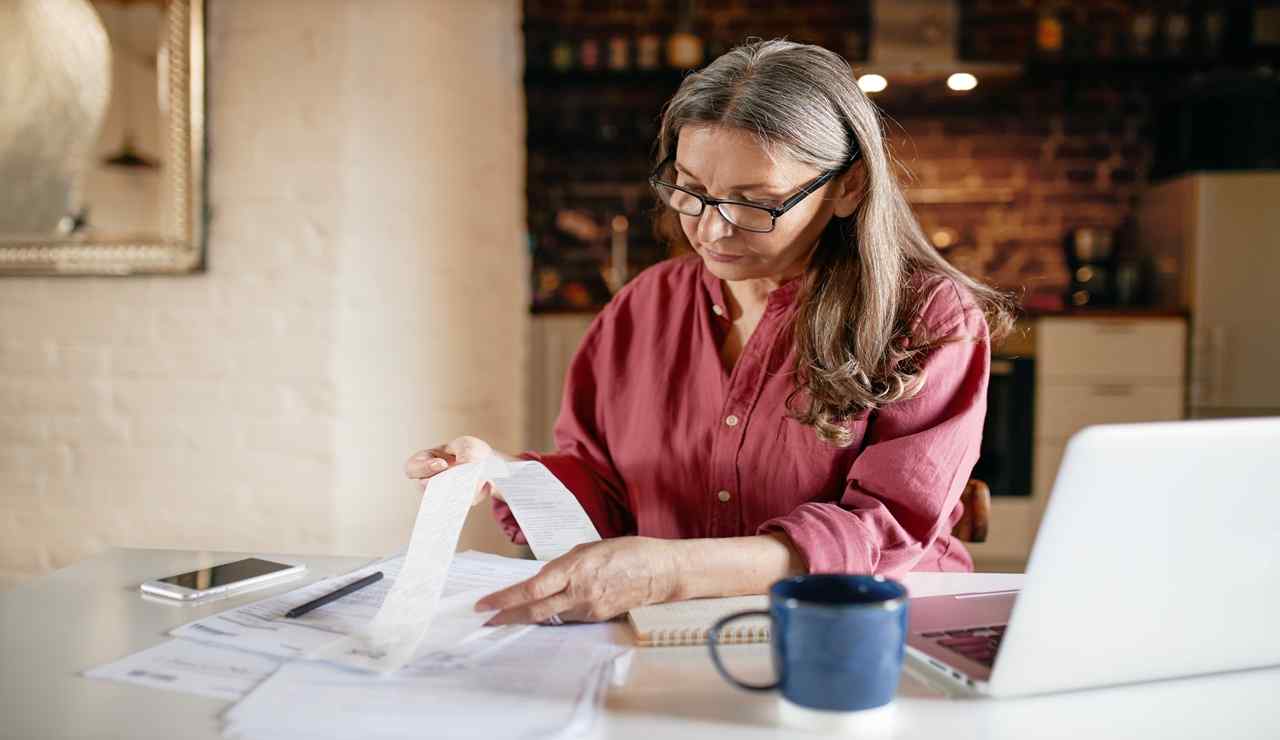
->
[2, 548, 1277, 739]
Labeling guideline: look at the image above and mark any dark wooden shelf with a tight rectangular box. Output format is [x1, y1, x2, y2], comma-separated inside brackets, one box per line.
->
[1023, 55, 1277, 79]
[1020, 306, 1190, 319]
[524, 68, 691, 89]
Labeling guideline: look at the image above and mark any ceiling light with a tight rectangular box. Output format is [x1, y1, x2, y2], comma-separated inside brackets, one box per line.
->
[858, 74, 888, 93]
[947, 72, 978, 91]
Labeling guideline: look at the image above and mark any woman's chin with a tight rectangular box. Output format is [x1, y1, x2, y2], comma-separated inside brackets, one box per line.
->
[698, 250, 757, 278]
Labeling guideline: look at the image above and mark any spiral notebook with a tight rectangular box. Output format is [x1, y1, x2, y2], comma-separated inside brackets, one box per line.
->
[626, 595, 770, 647]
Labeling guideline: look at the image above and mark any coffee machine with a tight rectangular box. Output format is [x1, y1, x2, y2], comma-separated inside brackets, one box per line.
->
[1063, 226, 1116, 307]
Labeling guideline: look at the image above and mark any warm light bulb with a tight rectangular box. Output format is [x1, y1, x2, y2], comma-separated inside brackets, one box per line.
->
[947, 72, 978, 91]
[858, 74, 888, 93]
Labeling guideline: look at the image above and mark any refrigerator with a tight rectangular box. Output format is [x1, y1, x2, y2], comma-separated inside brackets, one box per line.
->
[1136, 171, 1280, 419]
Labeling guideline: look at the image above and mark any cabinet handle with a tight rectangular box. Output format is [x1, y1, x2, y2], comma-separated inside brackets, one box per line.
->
[1091, 384, 1134, 397]
[1190, 325, 1226, 406]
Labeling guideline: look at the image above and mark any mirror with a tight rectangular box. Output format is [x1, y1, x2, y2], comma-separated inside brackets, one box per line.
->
[0, 0, 204, 275]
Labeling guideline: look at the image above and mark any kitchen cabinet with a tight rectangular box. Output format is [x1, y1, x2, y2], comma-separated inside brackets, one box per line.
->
[969, 315, 1187, 570]
[528, 313, 595, 453]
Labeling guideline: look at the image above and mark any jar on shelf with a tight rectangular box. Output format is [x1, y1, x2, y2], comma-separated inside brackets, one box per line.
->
[579, 38, 601, 71]
[636, 33, 661, 70]
[550, 39, 574, 72]
[666, 31, 704, 69]
[608, 34, 630, 71]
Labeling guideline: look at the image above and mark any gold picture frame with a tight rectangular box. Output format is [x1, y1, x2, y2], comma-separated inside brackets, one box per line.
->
[0, 0, 205, 276]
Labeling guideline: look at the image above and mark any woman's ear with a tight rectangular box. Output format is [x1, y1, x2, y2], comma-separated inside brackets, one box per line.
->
[831, 162, 865, 219]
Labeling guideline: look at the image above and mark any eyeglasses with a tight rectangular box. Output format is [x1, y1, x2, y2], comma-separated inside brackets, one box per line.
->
[649, 153, 856, 234]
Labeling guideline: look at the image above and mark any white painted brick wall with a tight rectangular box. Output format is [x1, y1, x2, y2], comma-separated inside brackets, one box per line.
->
[0, 0, 527, 590]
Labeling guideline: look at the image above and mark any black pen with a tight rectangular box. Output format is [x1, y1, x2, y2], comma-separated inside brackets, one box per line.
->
[285, 571, 384, 619]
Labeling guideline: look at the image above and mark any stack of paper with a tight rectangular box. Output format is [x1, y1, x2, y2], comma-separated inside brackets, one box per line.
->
[224, 626, 627, 740]
[87, 552, 543, 699]
[86, 459, 628, 740]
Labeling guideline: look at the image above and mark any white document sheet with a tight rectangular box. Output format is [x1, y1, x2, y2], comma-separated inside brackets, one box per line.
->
[224, 625, 629, 740]
[501, 460, 602, 561]
[89, 553, 549, 703]
[169, 454, 596, 676]
[170, 551, 545, 664]
[83, 639, 282, 701]
[171, 558, 400, 658]
[442, 549, 545, 598]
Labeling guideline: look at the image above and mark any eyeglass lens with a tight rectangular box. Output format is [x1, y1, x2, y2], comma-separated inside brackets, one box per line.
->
[653, 183, 774, 232]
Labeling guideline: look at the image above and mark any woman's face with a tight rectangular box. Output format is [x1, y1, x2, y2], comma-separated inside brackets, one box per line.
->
[673, 125, 859, 285]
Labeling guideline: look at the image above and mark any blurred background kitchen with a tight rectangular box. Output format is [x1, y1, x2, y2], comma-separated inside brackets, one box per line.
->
[2, 0, 1278, 588]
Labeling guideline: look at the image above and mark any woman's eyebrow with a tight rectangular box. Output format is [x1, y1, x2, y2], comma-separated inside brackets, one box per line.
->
[674, 162, 784, 194]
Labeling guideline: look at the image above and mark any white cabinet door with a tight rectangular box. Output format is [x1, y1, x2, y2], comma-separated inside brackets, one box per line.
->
[1036, 384, 1185, 440]
[1037, 318, 1187, 381]
[528, 314, 596, 452]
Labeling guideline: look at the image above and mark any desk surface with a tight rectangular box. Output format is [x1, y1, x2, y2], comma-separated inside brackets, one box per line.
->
[2, 549, 1277, 740]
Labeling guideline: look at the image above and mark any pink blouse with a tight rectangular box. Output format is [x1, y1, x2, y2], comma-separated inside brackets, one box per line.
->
[494, 255, 991, 577]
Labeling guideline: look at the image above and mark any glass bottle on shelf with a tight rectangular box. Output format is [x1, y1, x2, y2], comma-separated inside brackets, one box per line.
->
[607, 33, 630, 72]
[636, 33, 661, 70]
[1036, 2, 1065, 57]
[579, 37, 601, 71]
[666, 31, 704, 68]
[1130, 6, 1156, 57]
[666, 0, 703, 69]
[551, 38, 574, 72]
[1254, 5, 1280, 48]
[1165, 6, 1191, 57]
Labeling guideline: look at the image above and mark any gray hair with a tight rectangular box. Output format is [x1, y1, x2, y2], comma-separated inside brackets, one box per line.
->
[653, 39, 1012, 445]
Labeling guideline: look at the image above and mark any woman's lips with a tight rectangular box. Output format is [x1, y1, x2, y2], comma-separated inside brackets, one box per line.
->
[702, 248, 745, 263]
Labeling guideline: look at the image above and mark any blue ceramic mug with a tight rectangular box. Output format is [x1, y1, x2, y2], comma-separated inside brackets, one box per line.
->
[707, 574, 908, 713]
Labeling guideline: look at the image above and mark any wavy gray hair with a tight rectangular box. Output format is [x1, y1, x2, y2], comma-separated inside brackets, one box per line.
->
[653, 39, 1013, 445]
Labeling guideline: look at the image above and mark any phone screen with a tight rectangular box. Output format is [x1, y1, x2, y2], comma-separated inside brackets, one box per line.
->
[157, 558, 292, 590]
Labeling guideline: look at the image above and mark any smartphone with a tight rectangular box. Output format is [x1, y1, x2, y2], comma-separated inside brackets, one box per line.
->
[139, 557, 306, 601]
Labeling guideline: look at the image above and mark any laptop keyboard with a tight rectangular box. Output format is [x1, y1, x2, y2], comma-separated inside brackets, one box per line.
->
[920, 625, 1006, 667]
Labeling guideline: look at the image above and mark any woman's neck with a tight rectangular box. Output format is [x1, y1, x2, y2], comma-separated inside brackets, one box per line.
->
[720, 244, 813, 320]
[723, 277, 781, 319]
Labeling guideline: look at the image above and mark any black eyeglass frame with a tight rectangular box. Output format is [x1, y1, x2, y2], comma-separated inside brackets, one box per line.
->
[648, 152, 859, 233]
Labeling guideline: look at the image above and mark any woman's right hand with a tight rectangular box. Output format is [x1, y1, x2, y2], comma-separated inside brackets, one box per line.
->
[404, 436, 501, 505]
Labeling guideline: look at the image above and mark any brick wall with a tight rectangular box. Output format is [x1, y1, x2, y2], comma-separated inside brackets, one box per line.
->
[0, 0, 527, 589]
[521, 0, 1245, 310]
[888, 80, 1153, 298]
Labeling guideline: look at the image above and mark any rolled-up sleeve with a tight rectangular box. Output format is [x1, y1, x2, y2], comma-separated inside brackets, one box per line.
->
[491, 315, 637, 542]
[759, 283, 990, 577]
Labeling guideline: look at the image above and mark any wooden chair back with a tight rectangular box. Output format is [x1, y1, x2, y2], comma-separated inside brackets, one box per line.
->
[951, 479, 991, 544]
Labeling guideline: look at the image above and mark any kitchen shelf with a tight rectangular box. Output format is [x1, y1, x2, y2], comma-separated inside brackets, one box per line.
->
[1023, 55, 1278, 80]
[524, 69, 691, 89]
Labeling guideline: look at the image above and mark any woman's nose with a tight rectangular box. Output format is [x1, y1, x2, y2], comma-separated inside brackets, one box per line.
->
[696, 204, 734, 243]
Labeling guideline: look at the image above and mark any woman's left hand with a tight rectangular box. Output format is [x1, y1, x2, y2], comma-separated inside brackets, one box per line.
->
[475, 537, 683, 625]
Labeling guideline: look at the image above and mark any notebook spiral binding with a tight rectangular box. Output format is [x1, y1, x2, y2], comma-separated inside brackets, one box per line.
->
[638, 623, 771, 647]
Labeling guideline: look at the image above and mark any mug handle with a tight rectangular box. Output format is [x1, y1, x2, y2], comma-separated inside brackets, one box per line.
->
[706, 610, 779, 692]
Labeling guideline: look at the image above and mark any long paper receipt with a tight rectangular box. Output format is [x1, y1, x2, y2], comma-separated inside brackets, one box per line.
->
[317, 457, 600, 673]
[501, 459, 601, 561]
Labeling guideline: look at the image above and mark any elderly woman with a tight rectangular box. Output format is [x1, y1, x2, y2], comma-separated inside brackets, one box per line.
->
[405, 39, 1010, 626]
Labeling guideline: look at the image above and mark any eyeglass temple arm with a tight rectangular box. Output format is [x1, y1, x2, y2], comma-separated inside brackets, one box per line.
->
[772, 151, 860, 215]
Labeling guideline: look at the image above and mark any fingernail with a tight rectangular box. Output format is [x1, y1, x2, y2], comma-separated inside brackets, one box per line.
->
[483, 615, 500, 627]
[429, 460, 446, 470]
[413, 452, 428, 460]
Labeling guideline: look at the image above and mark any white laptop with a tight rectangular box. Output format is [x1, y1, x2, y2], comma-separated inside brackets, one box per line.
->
[907, 417, 1280, 697]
